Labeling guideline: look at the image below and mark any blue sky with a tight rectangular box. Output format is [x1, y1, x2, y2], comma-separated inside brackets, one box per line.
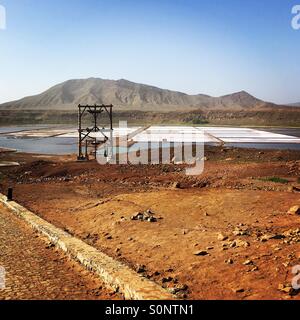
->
[0, 0, 299, 104]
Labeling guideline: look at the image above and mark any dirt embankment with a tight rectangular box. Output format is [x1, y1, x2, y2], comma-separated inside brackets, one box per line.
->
[0, 109, 300, 127]
[0, 146, 300, 300]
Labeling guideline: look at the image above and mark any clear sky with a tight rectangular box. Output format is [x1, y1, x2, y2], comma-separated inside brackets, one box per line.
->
[0, 0, 299, 104]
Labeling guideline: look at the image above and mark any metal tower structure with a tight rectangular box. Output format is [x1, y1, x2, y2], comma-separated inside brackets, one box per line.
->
[77, 104, 113, 161]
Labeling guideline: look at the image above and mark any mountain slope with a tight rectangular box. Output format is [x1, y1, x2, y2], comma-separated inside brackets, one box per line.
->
[287, 102, 300, 107]
[0, 77, 277, 111]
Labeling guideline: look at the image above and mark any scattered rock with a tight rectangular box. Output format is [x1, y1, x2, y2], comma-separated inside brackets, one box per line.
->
[288, 186, 300, 193]
[131, 210, 158, 222]
[193, 250, 209, 256]
[169, 284, 189, 295]
[136, 264, 146, 273]
[218, 233, 228, 241]
[243, 260, 253, 266]
[233, 288, 245, 293]
[225, 259, 234, 264]
[45, 243, 55, 249]
[171, 182, 181, 189]
[162, 277, 173, 283]
[282, 229, 300, 244]
[260, 234, 286, 242]
[236, 239, 250, 247]
[232, 227, 250, 236]
[250, 266, 259, 272]
[278, 284, 298, 296]
[192, 181, 207, 188]
[288, 206, 300, 215]
[225, 239, 250, 248]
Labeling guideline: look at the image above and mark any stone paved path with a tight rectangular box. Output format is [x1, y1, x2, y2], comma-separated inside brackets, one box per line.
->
[0, 204, 120, 300]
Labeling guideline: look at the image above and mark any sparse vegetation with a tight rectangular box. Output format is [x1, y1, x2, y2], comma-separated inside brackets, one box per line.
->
[191, 118, 209, 125]
[259, 177, 289, 184]
[183, 115, 210, 125]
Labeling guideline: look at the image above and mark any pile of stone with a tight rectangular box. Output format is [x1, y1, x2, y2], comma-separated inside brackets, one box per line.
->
[278, 283, 299, 296]
[232, 226, 251, 237]
[282, 229, 300, 244]
[286, 161, 300, 175]
[288, 206, 300, 215]
[222, 239, 250, 249]
[259, 228, 300, 245]
[131, 209, 159, 223]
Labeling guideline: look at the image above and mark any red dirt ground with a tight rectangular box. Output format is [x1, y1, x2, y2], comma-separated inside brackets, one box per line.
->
[0, 145, 300, 300]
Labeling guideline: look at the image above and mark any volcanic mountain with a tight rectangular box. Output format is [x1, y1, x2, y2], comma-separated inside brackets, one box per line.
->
[0, 78, 280, 111]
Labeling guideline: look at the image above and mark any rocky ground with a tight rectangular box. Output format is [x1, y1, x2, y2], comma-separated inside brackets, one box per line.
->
[0, 145, 300, 300]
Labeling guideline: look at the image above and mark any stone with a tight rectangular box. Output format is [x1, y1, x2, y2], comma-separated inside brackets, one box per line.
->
[233, 288, 245, 293]
[136, 265, 146, 273]
[278, 284, 294, 295]
[260, 234, 285, 242]
[45, 243, 55, 249]
[288, 186, 300, 193]
[193, 250, 209, 256]
[162, 277, 173, 283]
[225, 259, 234, 265]
[148, 216, 157, 223]
[234, 239, 250, 248]
[218, 233, 228, 241]
[232, 227, 249, 236]
[243, 260, 253, 266]
[172, 182, 181, 189]
[288, 206, 300, 215]
[131, 210, 158, 223]
[250, 266, 259, 272]
[169, 284, 189, 295]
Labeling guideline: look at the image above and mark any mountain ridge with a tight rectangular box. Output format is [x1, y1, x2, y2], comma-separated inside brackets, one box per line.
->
[0, 77, 286, 111]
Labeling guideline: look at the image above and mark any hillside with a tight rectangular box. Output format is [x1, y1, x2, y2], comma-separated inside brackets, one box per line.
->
[288, 102, 300, 107]
[0, 78, 276, 111]
[1, 78, 299, 126]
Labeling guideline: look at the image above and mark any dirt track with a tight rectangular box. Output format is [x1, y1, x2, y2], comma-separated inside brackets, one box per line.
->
[0, 145, 300, 300]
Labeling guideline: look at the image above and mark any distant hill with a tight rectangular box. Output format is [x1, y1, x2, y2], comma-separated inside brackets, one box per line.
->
[0, 77, 281, 111]
[287, 102, 300, 107]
